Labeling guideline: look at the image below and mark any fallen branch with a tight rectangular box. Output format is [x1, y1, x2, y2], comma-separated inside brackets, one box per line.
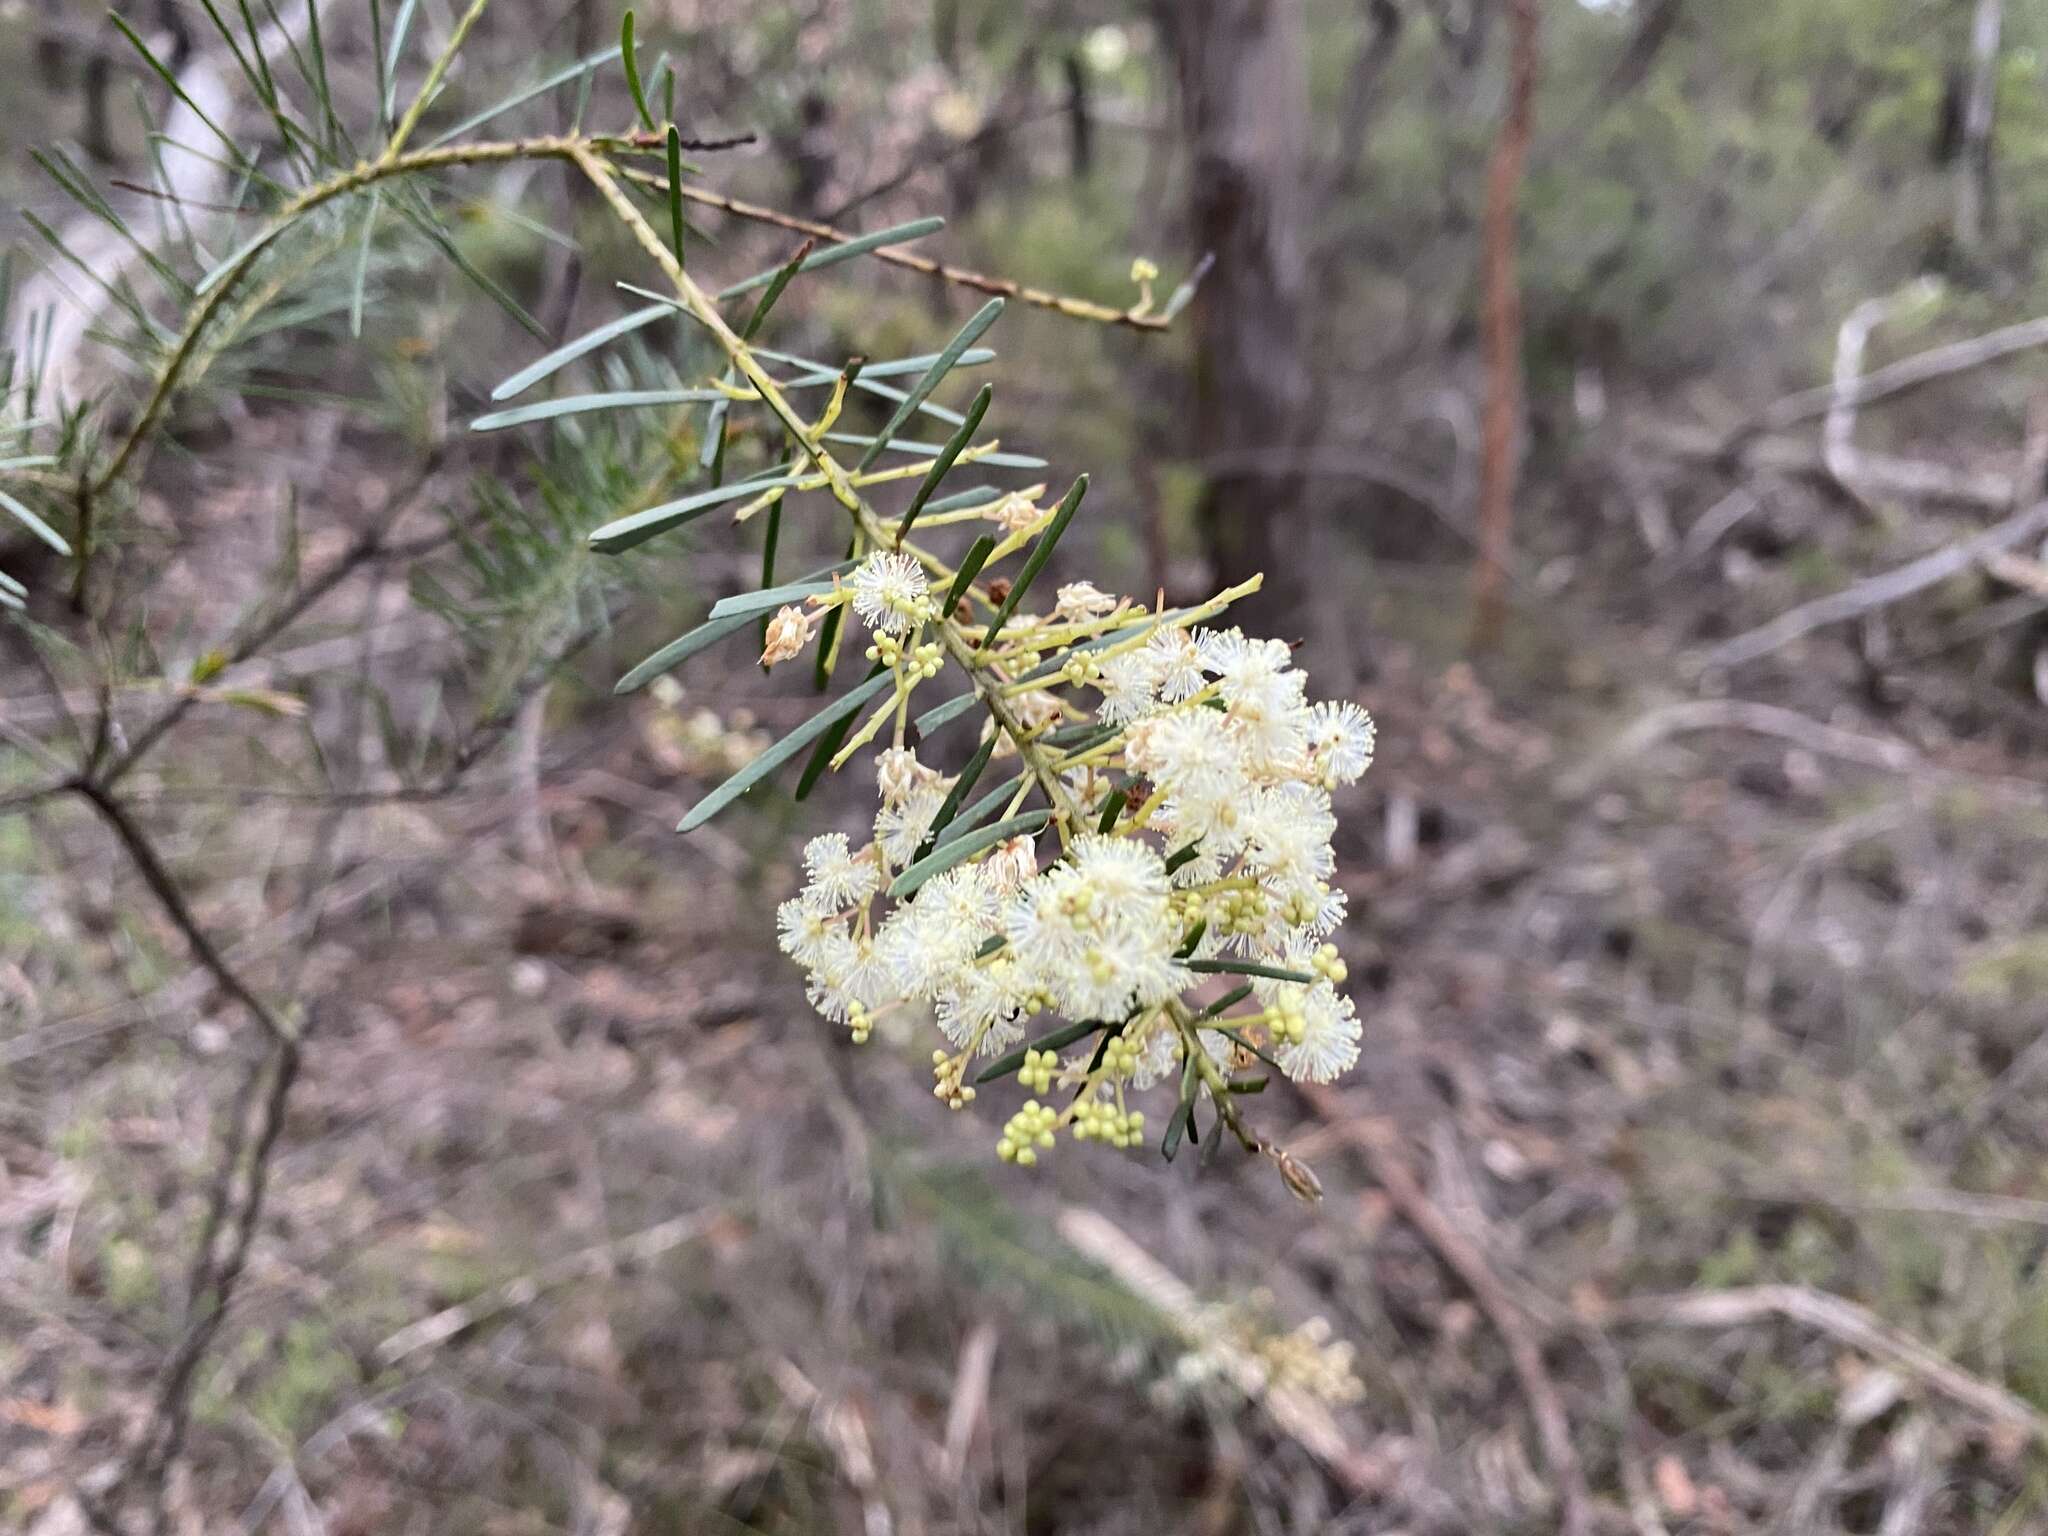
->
[375, 1208, 716, 1367]
[1614, 1285, 2048, 1446]
[1298, 1091, 1592, 1536]
[1560, 698, 1919, 798]
[1746, 312, 2048, 439]
[1653, 424, 2013, 509]
[1822, 281, 1941, 510]
[1055, 1205, 1391, 1498]
[1696, 497, 2048, 671]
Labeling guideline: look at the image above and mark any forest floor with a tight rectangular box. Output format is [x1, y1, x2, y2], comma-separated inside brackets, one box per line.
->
[7, 395, 2048, 1536]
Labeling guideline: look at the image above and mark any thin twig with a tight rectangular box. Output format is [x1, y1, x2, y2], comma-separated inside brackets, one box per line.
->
[375, 1208, 717, 1366]
[618, 164, 1192, 332]
[72, 780, 296, 1047]
[1615, 1284, 2048, 1445]
[1696, 497, 2048, 670]
[1300, 1090, 1593, 1536]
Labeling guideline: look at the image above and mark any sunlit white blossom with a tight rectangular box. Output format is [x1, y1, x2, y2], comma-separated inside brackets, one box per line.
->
[850, 550, 928, 634]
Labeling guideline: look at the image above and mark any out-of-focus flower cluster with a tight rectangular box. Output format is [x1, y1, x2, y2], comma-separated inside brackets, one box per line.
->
[771, 537, 1376, 1171]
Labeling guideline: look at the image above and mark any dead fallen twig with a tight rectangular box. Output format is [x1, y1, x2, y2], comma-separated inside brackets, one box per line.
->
[1747, 312, 2048, 440]
[1560, 698, 1920, 798]
[1613, 1284, 2048, 1446]
[1297, 1092, 1593, 1536]
[1823, 282, 1942, 512]
[1696, 498, 2048, 671]
[1653, 424, 2015, 509]
[374, 1208, 717, 1367]
[1055, 1205, 1391, 1499]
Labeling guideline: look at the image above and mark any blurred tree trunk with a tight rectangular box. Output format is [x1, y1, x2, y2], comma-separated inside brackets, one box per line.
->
[1469, 0, 1538, 652]
[1955, 0, 2002, 255]
[1158, 0, 1353, 685]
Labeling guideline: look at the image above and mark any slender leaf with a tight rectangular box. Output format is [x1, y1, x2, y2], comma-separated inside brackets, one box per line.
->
[919, 732, 996, 851]
[890, 811, 1052, 899]
[794, 655, 883, 798]
[913, 688, 982, 738]
[492, 305, 671, 400]
[615, 558, 857, 697]
[381, 0, 421, 122]
[827, 431, 1041, 470]
[1097, 780, 1132, 834]
[941, 770, 1032, 844]
[677, 669, 895, 832]
[977, 474, 1087, 654]
[707, 578, 837, 621]
[621, 11, 656, 131]
[425, 44, 623, 148]
[896, 384, 990, 541]
[471, 388, 719, 432]
[614, 615, 745, 694]
[665, 126, 687, 265]
[590, 476, 804, 553]
[758, 499, 782, 657]
[1193, 983, 1254, 1021]
[976, 1017, 1106, 1085]
[715, 218, 945, 301]
[348, 189, 380, 337]
[938, 534, 997, 619]
[857, 299, 1004, 471]
[760, 344, 995, 385]
[0, 489, 71, 556]
[1185, 958, 1315, 985]
[1162, 1052, 1201, 1162]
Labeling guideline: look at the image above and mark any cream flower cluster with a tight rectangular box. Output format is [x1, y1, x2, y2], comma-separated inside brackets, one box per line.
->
[773, 552, 1376, 1169]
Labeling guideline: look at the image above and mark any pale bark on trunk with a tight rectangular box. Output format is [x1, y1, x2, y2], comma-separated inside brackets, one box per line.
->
[1955, 0, 2002, 255]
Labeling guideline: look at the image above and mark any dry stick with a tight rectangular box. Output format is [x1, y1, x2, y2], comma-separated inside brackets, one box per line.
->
[1737, 311, 2048, 441]
[1055, 1206, 1391, 1498]
[1696, 497, 2048, 671]
[100, 461, 449, 788]
[135, 1042, 301, 1532]
[1299, 1090, 1593, 1536]
[1558, 698, 1920, 799]
[1614, 1285, 2048, 1446]
[1658, 422, 2014, 510]
[375, 1208, 718, 1366]
[619, 166, 1189, 332]
[1822, 281, 1941, 510]
[73, 781, 296, 1047]
[1468, 0, 1538, 650]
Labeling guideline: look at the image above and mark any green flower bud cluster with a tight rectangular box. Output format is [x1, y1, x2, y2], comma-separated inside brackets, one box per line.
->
[848, 1001, 874, 1045]
[997, 1100, 1059, 1165]
[1071, 1098, 1145, 1149]
[1269, 991, 1308, 1045]
[1311, 943, 1346, 984]
[1211, 887, 1273, 937]
[1019, 1047, 1059, 1094]
[1101, 1033, 1143, 1081]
